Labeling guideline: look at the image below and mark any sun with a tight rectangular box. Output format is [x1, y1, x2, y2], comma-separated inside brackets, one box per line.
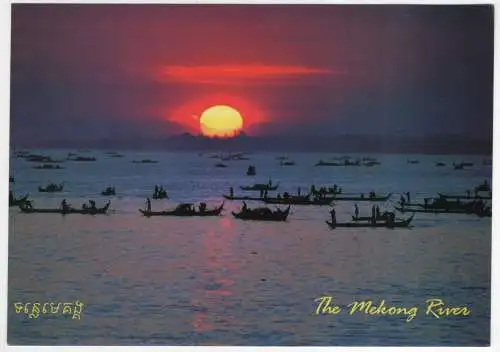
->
[199, 105, 243, 137]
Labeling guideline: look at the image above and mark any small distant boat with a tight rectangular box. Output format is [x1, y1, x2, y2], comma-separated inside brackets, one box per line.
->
[132, 159, 157, 164]
[326, 214, 414, 229]
[70, 156, 96, 162]
[364, 161, 381, 167]
[19, 201, 111, 215]
[38, 183, 64, 193]
[139, 202, 224, 217]
[215, 163, 228, 168]
[240, 182, 279, 191]
[437, 192, 491, 200]
[101, 187, 116, 196]
[33, 164, 64, 170]
[474, 181, 491, 193]
[246, 165, 256, 175]
[232, 205, 290, 221]
[407, 160, 419, 164]
[280, 160, 296, 166]
[435, 162, 446, 167]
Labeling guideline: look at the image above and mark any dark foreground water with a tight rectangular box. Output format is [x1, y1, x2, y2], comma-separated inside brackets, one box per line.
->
[8, 150, 491, 345]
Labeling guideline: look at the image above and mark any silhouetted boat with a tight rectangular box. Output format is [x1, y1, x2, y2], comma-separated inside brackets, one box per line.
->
[139, 202, 224, 217]
[435, 162, 446, 167]
[246, 165, 256, 175]
[223, 195, 264, 201]
[326, 214, 414, 229]
[101, 187, 116, 196]
[9, 194, 29, 207]
[19, 202, 111, 215]
[33, 164, 64, 169]
[240, 182, 279, 191]
[437, 192, 491, 200]
[215, 163, 228, 168]
[263, 197, 332, 205]
[132, 159, 157, 164]
[232, 205, 290, 221]
[315, 160, 342, 166]
[69, 156, 96, 162]
[325, 193, 393, 202]
[280, 160, 296, 166]
[395, 205, 491, 217]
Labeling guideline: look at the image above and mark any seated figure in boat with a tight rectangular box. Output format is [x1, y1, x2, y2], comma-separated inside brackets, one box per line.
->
[199, 202, 207, 213]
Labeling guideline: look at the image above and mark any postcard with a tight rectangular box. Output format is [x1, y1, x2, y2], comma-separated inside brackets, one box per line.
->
[8, 2, 493, 347]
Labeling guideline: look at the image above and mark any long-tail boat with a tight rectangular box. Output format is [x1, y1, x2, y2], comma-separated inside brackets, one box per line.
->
[139, 202, 224, 217]
[19, 201, 111, 215]
[324, 193, 393, 202]
[263, 197, 332, 205]
[395, 205, 491, 217]
[38, 183, 64, 192]
[437, 192, 491, 200]
[232, 205, 290, 221]
[101, 187, 116, 196]
[240, 182, 279, 191]
[223, 194, 264, 201]
[326, 214, 414, 229]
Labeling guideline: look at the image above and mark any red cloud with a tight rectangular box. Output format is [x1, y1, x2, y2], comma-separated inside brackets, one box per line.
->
[156, 64, 340, 85]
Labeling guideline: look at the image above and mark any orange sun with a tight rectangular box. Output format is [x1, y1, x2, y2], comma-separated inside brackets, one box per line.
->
[199, 105, 243, 137]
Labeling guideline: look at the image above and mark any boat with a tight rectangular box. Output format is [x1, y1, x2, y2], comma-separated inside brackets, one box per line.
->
[33, 164, 64, 169]
[101, 187, 116, 196]
[352, 214, 391, 222]
[246, 165, 256, 175]
[38, 183, 64, 192]
[263, 197, 332, 205]
[9, 194, 29, 207]
[232, 205, 291, 221]
[215, 163, 228, 168]
[139, 202, 224, 217]
[435, 162, 446, 167]
[315, 160, 342, 166]
[240, 182, 279, 191]
[280, 160, 296, 166]
[325, 193, 393, 202]
[222, 194, 265, 201]
[69, 156, 96, 162]
[407, 160, 419, 164]
[474, 181, 491, 192]
[326, 214, 414, 229]
[132, 159, 157, 164]
[437, 192, 491, 200]
[395, 205, 491, 217]
[364, 161, 381, 167]
[19, 201, 111, 215]
[153, 189, 168, 199]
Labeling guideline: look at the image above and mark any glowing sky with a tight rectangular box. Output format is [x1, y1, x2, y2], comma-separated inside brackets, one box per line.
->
[10, 4, 493, 144]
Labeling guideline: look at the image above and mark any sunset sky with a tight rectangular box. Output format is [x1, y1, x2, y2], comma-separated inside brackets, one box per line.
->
[10, 4, 493, 144]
